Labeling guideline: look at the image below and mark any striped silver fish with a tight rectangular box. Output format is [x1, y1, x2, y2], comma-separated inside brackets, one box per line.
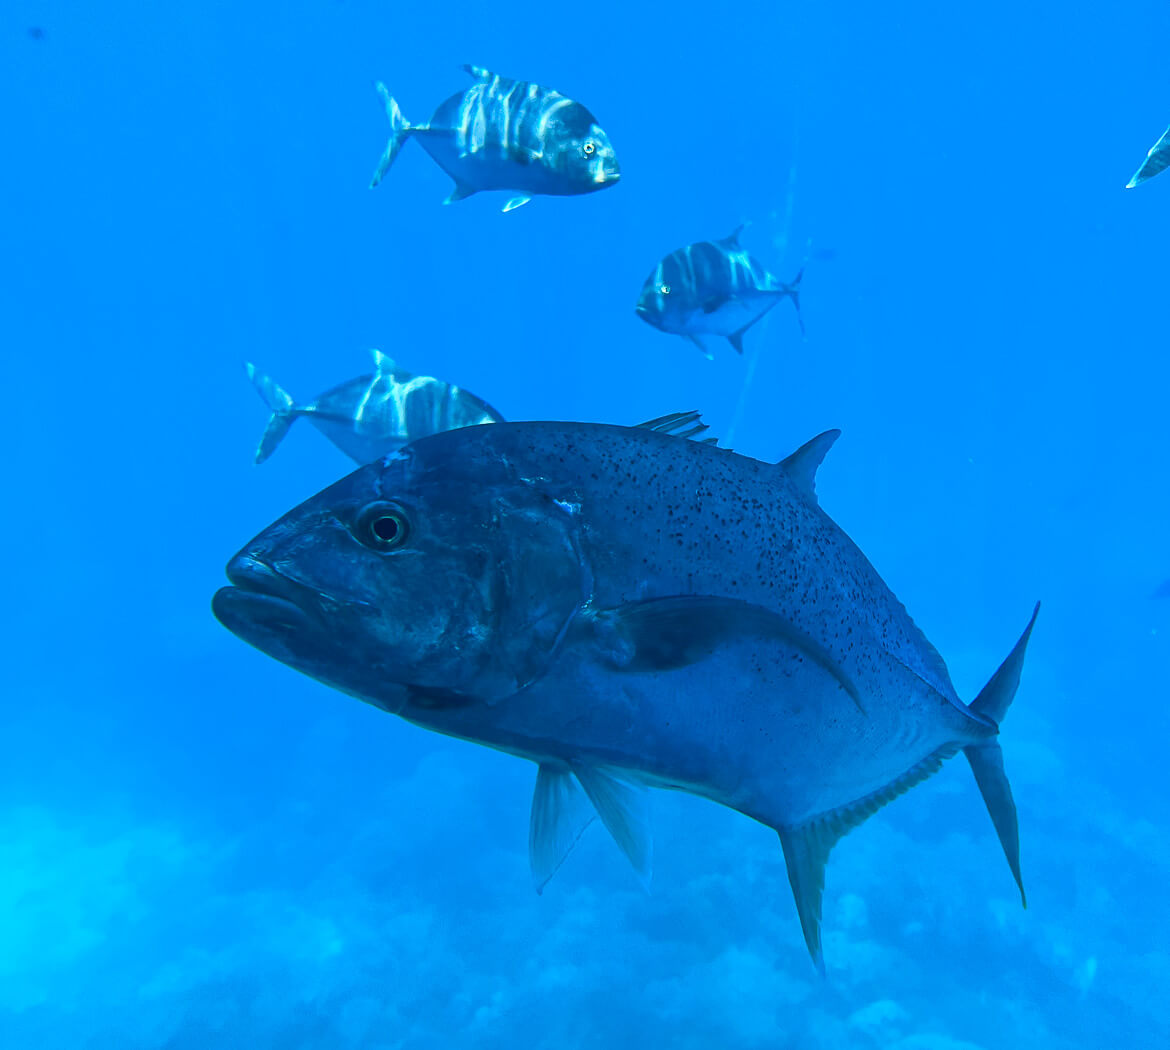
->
[245, 350, 504, 465]
[370, 65, 620, 212]
[635, 225, 804, 357]
[1126, 125, 1170, 188]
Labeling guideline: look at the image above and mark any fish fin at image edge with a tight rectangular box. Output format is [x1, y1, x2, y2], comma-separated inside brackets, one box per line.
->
[963, 601, 1040, 907]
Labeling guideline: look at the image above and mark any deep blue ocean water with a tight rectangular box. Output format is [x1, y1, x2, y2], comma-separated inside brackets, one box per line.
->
[4, 2, 1169, 1046]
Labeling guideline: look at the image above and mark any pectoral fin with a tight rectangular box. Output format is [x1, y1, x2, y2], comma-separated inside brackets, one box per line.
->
[591, 595, 865, 713]
[685, 334, 713, 359]
[529, 764, 595, 893]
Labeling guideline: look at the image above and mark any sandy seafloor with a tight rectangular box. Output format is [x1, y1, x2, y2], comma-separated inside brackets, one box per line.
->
[3, 1, 1169, 1047]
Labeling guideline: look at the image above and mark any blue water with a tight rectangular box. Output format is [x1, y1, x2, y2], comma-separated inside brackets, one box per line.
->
[4, 2, 1169, 1046]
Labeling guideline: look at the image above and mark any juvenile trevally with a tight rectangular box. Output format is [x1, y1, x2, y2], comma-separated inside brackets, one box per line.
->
[636, 225, 804, 357]
[1126, 125, 1170, 188]
[245, 349, 504, 465]
[212, 421, 1037, 969]
[369, 65, 620, 212]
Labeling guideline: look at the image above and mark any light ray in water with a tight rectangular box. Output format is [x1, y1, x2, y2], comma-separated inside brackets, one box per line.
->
[726, 126, 800, 448]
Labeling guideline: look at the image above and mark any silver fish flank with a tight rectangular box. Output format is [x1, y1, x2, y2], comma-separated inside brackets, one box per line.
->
[370, 65, 620, 212]
[245, 349, 504, 465]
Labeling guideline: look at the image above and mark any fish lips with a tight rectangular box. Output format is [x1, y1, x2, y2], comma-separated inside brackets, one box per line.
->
[212, 553, 325, 663]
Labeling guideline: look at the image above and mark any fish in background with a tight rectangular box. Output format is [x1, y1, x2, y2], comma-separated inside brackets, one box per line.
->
[1126, 126, 1170, 188]
[370, 65, 621, 212]
[635, 224, 804, 357]
[212, 420, 1037, 970]
[245, 349, 504, 465]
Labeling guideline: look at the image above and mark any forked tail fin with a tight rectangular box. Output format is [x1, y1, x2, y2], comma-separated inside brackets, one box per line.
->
[244, 362, 297, 464]
[964, 602, 1040, 906]
[370, 83, 413, 188]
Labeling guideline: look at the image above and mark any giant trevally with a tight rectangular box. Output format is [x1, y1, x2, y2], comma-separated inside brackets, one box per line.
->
[635, 225, 804, 357]
[245, 349, 504, 465]
[370, 65, 620, 212]
[212, 421, 1037, 969]
[1126, 125, 1170, 188]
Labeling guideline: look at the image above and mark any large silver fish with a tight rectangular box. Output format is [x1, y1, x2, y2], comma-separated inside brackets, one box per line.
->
[212, 421, 1037, 969]
[1126, 125, 1170, 188]
[245, 349, 504, 465]
[636, 225, 804, 357]
[370, 65, 621, 212]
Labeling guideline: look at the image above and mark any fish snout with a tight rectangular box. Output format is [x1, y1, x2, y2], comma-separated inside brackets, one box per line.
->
[215, 551, 321, 630]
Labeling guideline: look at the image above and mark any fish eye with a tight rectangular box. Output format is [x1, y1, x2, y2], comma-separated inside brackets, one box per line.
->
[659, 283, 671, 295]
[583, 141, 596, 155]
[355, 501, 411, 551]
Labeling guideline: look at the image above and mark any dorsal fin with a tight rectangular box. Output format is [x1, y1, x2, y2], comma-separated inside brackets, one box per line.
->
[371, 349, 396, 373]
[778, 430, 841, 503]
[720, 221, 748, 247]
[636, 410, 719, 445]
[461, 63, 493, 80]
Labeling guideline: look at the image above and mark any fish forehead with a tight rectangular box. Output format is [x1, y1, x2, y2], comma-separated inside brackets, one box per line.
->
[401, 422, 959, 706]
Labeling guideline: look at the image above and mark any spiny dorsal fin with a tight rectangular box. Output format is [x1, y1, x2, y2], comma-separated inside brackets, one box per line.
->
[779, 742, 959, 972]
[778, 429, 841, 503]
[636, 410, 719, 445]
[371, 349, 396, 373]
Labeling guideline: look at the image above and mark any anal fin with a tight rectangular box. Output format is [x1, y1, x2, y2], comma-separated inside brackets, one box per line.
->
[502, 195, 532, 212]
[444, 181, 477, 205]
[777, 743, 959, 971]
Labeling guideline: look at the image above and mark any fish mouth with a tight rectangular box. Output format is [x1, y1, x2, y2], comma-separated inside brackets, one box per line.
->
[212, 553, 319, 640]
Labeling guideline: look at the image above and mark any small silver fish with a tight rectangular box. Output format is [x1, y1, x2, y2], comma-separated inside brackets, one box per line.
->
[245, 349, 504, 465]
[1126, 125, 1170, 188]
[636, 225, 804, 357]
[369, 65, 621, 212]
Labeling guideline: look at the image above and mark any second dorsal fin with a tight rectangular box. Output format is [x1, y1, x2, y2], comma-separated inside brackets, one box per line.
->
[778, 430, 841, 503]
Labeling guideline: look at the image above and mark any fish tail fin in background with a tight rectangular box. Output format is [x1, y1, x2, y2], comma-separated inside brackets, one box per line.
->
[245, 363, 298, 464]
[963, 602, 1040, 908]
[370, 83, 413, 189]
[784, 266, 806, 336]
[1125, 125, 1170, 188]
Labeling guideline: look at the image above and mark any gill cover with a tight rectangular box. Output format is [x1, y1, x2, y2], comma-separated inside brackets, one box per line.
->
[471, 484, 593, 705]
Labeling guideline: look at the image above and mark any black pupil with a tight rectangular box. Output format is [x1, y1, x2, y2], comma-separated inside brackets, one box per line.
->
[372, 515, 400, 543]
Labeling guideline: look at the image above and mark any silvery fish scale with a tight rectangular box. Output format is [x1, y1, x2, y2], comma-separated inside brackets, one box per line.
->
[213, 422, 1035, 968]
